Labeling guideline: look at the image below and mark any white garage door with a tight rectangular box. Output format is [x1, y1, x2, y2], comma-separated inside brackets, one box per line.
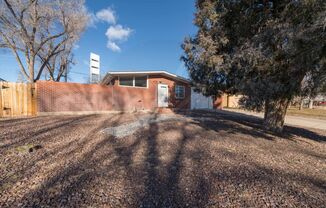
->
[191, 88, 213, 110]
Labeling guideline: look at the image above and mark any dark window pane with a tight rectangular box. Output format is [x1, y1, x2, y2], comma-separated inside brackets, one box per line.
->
[135, 76, 147, 87]
[120, 76, 133, 86]
[175, 85, 185, 98]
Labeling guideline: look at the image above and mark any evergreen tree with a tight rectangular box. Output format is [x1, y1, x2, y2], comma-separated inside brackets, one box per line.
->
[182, 0, 326, 132]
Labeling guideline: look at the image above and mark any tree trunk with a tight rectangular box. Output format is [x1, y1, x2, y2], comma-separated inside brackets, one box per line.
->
[308, 99, 313, 109]
[299, 99, 304, 110]
[28, 58, 35, 83]
[263, 98, 290, 133]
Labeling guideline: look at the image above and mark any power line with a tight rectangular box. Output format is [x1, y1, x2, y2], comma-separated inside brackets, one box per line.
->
[69, 71, 88, 76]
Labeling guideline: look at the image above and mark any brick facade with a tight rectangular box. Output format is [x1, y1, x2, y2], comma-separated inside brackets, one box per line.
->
[37, 81, 114, 112]
[36, 75, 190, 113]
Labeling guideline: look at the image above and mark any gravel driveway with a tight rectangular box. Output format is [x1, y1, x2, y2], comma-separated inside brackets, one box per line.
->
[0, 111, 325, 207]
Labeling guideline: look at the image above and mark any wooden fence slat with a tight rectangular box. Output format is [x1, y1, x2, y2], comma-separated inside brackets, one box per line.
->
[0, 82, 37, 118]
[10, 83, 13, 117]
[24, 83, 28, 116]
[27, 83, 33, 116]
[32, 84, 37, 115]
[0, 82, 3, 117]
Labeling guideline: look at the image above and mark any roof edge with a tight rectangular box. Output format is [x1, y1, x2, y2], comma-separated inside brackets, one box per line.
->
[102, 70, 190, 84]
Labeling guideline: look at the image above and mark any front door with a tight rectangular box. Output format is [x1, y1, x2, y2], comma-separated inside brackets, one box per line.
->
[157, 84, 169, 107]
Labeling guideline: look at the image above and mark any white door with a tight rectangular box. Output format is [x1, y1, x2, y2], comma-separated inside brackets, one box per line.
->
[158, 84, 169, 107]
[191, 88, 213, 109]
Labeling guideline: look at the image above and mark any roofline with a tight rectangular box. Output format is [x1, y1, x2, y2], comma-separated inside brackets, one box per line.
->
[103, 70, 190, 84]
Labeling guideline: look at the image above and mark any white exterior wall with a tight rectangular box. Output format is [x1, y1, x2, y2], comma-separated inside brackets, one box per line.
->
[191, 88, 213, 110]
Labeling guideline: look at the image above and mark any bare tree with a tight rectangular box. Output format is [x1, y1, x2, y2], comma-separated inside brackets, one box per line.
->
[38, 41, 75, 82]
[0, 0, 89, 83]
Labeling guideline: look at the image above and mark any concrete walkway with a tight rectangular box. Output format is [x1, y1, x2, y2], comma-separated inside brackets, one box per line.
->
[224, 109, 326, 131]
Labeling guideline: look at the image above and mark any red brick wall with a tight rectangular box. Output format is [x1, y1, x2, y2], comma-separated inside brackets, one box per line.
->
[148, 75, 191, 109]
[213, 96, 223, 109]
[37, 81, 114, 112]
[36, 76, 190, 113]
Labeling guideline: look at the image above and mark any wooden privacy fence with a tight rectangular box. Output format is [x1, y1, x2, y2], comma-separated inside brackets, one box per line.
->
[0, 82, 37, 117]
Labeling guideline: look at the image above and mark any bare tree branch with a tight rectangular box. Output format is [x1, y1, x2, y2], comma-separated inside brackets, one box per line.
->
[0, 0, 89, 83]
[0, 30, 29, 80]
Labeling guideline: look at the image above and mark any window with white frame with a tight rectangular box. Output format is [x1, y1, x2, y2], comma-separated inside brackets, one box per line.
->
[175, 85, 185, 99]
[135, 76, 147, 87]
[119, 76, 133, 86]
[119, 76, 148, 88]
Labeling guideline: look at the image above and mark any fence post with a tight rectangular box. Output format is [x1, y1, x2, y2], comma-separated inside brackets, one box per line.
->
[32, 83, 37, 116]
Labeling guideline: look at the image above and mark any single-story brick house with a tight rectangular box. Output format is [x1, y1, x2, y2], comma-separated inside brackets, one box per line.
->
[36, 70, 222, 114]
[101, 71, 192, 110]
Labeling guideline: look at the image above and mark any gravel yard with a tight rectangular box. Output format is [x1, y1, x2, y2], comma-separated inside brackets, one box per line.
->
[0, 111, 325, 207]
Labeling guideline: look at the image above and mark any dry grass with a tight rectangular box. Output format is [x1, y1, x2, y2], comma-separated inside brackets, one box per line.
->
[287, 108, 326, 119]
[0, 111, 325, 207]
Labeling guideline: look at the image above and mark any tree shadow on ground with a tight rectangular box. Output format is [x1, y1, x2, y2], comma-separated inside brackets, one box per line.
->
[0, 115, 97, 150]
[103, 112, 212, 207]
[0, 115, 124, 203]
[179, 110, 276, 140]
[11, 112, 212, 207]
[141, 114, 182, 207]
[1, 111, 325, 207]
[209, 149, 326, 207]
[283, 125, 326, 142]
[4, 114, 124, 207]
[0, 116, 42, 126]
[180, 110, 325, 142]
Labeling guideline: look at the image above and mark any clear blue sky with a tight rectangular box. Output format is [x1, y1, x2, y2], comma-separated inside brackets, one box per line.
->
[0, 0, 197, 83]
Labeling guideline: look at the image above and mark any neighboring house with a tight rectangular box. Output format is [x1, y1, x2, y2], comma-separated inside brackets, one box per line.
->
[221, 94, 243, 108]
[101, 71, 192, 109]
[315, 94, 326, 101]
[297, 94, 326, 109]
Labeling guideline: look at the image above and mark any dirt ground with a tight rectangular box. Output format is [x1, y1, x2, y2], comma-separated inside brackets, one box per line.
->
[0, 111, 325, 207]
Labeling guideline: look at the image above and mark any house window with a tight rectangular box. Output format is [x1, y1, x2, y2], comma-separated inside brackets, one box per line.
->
[119, 76, 134, 86]
[135, 76, 147, 87]
[119, 76, 148, 88]
[175, 85, 185, 99]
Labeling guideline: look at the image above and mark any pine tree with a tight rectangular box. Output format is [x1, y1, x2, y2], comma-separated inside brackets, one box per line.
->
[182, 0, 326, 132]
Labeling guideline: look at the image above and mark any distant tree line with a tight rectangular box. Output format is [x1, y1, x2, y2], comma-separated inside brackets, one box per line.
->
[0, 0, 89, 83]
[182, 0, 325, 132]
